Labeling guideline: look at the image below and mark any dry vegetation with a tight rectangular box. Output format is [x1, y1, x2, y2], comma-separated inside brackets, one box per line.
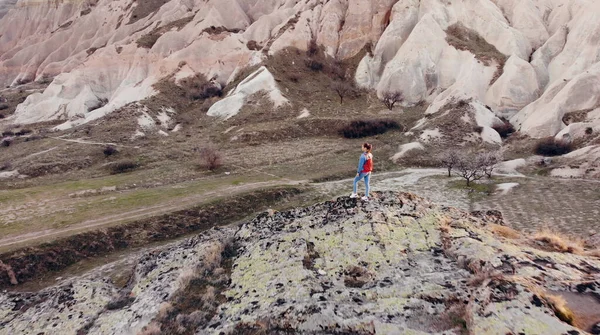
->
[128, 0, 171, 24]
[136, 16, 194, 48]
[445, 23, 507, 84]
[142, 240, 236, 334]
[532, 229, 584, 254]
[489, 224, 520, 239]
[534, 137, 573, 156]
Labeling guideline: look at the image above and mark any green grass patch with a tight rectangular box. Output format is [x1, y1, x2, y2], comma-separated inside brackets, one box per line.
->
[448, 179, 495, 201]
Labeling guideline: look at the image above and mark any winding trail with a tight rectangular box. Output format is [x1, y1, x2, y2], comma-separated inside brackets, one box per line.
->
[0, 179, 306, 251]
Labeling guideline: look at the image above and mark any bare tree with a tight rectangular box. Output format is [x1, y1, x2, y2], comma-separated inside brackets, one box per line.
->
[456, 154, 485, 186]
[477, 151, 502, 178]
[199, 145, 222, 171]
[332, 81, 353, 104]
[439, 150, 462, 177]
[382, 91, 403, 110]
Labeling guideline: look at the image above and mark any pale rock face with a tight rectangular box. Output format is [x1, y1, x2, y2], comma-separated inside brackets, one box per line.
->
[530, 26, 569, 89]
[355, 0, 419, 89]
[485, 55, 541, 119]
[316, 0, 347, 57]
[390, 142, 424, 162]
[0, 0, 16, 19]
[207, 66, 288, 120]
[555, 121, 600, 141]
[512, 62, 600, 137]
[491, 0, 550, 50]
[376, 14, 448, 103]
[1, 0, 600, 141]
[546, 1, 600, 85]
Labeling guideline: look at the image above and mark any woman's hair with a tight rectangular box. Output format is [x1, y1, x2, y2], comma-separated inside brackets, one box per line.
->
[363, 142, 373, 153]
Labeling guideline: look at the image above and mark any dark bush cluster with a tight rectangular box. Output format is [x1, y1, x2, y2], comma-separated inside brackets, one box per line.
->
[1, 138, 12, 147]
[246, 40, 260, 51]
[0, 103, 8, 110]
[2, 130, 14, 137]
[305, 59, 324, 72]
[534, 137, 573, 156]
[585, 127, 593, 135]
[14, 129, 33, 136]
[103, 145, 119, 157]
[472, 126, 484, 134]
[179, 75, 222, 101]
[492, 120, 516, 139]
[111, 160, 140, 174]
[339, 119, 401, 139]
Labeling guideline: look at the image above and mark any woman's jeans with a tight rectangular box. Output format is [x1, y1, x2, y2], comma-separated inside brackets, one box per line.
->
[353, 172, 370, 196]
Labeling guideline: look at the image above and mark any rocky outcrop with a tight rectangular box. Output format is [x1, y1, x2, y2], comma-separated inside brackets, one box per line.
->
[2, 0, 600, 141]
[2, 192, 598, 334]
[207, 66, 289, 120]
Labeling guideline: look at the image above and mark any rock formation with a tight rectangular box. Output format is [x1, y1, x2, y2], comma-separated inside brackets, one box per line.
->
[1, 192, 598, 334]
[0, 0, 599, 141]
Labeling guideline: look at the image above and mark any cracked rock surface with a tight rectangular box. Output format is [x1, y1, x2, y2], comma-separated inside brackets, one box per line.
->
[1, 192, 599, 334]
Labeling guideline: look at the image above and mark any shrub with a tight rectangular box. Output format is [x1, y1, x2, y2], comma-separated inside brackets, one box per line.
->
[2, 130, 14, 137]
[1, 138, 12, 147]
[25, 135, 43, 142]
[492, 120, 515, 139]
[199, 145, 222, 171]
[136, 33, 161, 49]
[332, 81, 354, 104]
[473, 125, 484, 134]
[288, 74, 299, 83]
[15, 129, 33, 136]
[307, 39, 319, 57]
[246, 40, 260, 51]
[454, 151, 500, 185]
[0, 114, 4, 119]
[489, 224, 520, 239]
[585, 127, 593, 135]
[534, 137, 572, 156]
[382, 91, 403, 110]
[532, 230, 583, 254]
[111, 160, 140, 174]
[305, 59, 324, 72]
[477, 151, 501, 178]
[339, 119, 401, 139]
[455, 154, 485, 186]
[179, 74, 222, 101]
[0, 103, 8, 110]
[103, 145, 119, 157]
[0, 161, 11, 171]
[439, 150, 462, 177]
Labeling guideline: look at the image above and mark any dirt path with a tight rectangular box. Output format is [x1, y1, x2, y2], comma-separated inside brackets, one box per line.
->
[0, 179, 306, 250]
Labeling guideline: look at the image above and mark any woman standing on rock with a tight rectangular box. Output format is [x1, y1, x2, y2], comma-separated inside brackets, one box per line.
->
[350, 143, 373, 201]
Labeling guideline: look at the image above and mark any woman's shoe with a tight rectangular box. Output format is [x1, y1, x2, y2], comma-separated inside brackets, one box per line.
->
[361, 196, 369, 201]
[350, 193, 358, 198]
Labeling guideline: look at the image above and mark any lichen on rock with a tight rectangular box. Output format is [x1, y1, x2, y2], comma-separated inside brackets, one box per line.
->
[1, 191, 599, 335]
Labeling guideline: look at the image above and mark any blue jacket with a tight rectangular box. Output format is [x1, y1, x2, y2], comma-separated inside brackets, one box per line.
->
[357, 153, 366, 173]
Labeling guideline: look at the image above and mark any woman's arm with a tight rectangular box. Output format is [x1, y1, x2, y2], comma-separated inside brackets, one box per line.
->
[357, 154, 365, 174]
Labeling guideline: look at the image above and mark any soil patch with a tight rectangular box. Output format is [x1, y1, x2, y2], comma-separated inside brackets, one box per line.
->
[0, 186, 304, 288]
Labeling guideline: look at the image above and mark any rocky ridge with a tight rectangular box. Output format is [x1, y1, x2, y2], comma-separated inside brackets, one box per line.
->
[1, 192, 599, 334]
